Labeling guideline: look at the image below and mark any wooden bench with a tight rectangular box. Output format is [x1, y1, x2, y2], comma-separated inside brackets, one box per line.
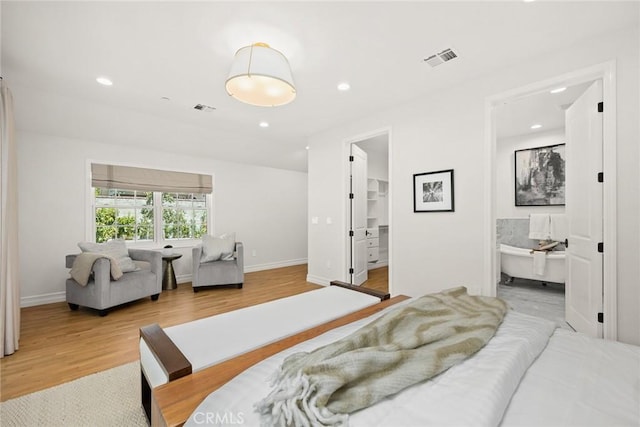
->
[139, 281, 391, 423]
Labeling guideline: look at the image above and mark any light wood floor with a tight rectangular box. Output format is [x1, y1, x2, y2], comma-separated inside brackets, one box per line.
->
[0, 264, 388, 401]
[365, 265, 388, 294]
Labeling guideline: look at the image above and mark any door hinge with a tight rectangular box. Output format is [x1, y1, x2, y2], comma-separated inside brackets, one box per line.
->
[597, 312, 604, 323]
[349, 268, 354, 274]
[349, 155, 354, 162]
[597, 102, 603, 113]
[349, 193, 354, 199]
[597, 242, 604, 253]
[349, 230, 354, 237]
[597, 172, 604, 183]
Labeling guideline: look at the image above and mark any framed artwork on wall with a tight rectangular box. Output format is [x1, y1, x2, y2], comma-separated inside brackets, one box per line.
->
[514, 143, 565, 206]
[413, 169, 454, 212]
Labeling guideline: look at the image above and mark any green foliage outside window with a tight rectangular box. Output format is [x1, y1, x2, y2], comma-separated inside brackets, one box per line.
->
[162, 193, 207, 239]
[94, 188, 207, 243]
[94, 188, 154, 243]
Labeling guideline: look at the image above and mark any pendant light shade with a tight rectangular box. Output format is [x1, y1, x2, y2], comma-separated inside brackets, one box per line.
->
[225, 43, 296, 107]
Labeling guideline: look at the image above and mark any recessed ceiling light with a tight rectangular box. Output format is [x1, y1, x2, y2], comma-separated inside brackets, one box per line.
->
[337, 82, 351, 91]
[259, 121, 269, 128]
[96, 76, 113, 86]
[523, 0, 535, 3]
[305, 146, 310, 150]
[530, 124, 542, 130]
[550, 87, 567, 94]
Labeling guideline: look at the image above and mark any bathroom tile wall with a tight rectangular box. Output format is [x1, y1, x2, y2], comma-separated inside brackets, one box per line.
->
[497, 218, 535, 249]
[496, 218, 565, 251]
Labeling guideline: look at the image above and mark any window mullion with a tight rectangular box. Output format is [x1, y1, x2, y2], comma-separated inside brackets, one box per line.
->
[154, 192, 163, 244]
[207, 193, 214, 235]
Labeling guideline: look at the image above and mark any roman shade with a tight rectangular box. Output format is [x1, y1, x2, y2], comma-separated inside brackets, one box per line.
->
[91, 164, 212, 194]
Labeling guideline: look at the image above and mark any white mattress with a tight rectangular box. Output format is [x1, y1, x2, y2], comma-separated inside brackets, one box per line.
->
[184, 304, 640, 427]
[140, 286, 380, 388]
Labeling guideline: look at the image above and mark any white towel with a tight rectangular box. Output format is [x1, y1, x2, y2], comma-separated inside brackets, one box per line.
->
[550, 214, 568, 242]
[532, 251, 547, 276]
[528, 214, 550, 240]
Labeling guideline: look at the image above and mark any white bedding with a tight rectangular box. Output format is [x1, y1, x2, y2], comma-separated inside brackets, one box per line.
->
[501, 329, 640, 426]
[185, 302, 560, 427]
[140, 286, 380, 388]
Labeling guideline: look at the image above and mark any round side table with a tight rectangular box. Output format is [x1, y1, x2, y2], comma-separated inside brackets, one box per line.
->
[162, 254, 182, 290]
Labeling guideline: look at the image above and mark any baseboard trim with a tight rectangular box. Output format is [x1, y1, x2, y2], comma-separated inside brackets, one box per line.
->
[244, 258, 307, 273]
[367, 261, 388, 270]
[176, 274, 192, 285]
[306, 274, 331, 286]
[21, 291, 66, 307]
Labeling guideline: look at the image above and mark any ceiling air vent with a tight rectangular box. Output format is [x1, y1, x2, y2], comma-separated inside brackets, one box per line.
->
[424, 48, 459, 68]
[193, 104, 216, 112]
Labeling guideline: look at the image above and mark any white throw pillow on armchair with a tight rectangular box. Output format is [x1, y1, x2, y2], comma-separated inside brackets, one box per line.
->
[200, 233, 236, 263]
[77, 239, 138, 272]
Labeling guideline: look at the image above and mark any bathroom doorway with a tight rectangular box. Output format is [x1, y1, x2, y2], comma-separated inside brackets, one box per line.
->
[486, 63, 617, 339]
[493, 83, 591, 330]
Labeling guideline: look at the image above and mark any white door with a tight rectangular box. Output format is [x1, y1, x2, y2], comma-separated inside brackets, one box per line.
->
[350, 144, 368, 285]
[565, 80, 603, 338]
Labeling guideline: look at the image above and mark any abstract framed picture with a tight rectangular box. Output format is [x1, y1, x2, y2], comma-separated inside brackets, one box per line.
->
[413, 169, 454, 212]
[514, 143, 565, 206]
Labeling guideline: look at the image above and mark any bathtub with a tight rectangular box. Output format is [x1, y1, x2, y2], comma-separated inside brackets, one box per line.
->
[499, 244, 565, 284]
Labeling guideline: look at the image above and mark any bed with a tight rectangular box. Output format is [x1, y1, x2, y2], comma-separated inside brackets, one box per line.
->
[139, 282, 390, 422]
[145, 288, 640, 427]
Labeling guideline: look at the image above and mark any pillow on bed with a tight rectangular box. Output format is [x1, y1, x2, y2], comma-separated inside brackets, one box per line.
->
[78, 239, 138, 273]
[201, 233, 236, 263]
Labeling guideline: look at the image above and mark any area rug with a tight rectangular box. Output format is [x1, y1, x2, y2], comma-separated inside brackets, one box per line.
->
[0, 362, 147, 426]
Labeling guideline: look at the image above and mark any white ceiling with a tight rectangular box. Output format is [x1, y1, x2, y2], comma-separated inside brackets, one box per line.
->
[2, 1, 637, 172]
[496, 81, 593, 140]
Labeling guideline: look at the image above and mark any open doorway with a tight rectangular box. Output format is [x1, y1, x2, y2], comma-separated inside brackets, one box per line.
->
[486, 62, 617, 339]
[493, 83, 591, 330]
[347, 132, 389, 294]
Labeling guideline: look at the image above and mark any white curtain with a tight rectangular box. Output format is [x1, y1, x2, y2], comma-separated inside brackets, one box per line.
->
[0, 78, 20, 357]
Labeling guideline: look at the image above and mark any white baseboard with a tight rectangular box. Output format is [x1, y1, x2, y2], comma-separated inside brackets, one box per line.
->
[244, 258, 307, 273]
[21, 291, 66, 307]
[176, 274, 192, 285]
[367, 261, 388, 270]
[306, 274, 331, 286]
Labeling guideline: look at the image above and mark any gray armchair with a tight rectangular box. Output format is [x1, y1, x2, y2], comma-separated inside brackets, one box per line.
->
[192, 242, 244, 292]
[65, 249, 162, 316]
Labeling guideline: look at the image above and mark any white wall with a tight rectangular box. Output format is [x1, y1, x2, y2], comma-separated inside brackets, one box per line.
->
[17, 130, 307, 306]
[307, 26, 639, 345]
[367, 151, 388, 182]
[496, 129, 565, 219]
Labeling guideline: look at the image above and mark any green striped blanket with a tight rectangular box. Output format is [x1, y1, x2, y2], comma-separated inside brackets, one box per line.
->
[255, 286, 508, 426]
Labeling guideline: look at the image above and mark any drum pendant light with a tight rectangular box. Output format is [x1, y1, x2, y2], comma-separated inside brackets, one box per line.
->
[225, 43, 296, 107]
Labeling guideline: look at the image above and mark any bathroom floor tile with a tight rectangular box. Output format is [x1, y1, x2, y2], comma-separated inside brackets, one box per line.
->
[498, 276, 573, 331]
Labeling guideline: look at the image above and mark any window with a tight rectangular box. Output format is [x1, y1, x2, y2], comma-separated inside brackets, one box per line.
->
[94, 189, 209, 244]
[95, 188, 154, 243]
[90, 163, 213, 244]
[161, 193, 207, 240]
